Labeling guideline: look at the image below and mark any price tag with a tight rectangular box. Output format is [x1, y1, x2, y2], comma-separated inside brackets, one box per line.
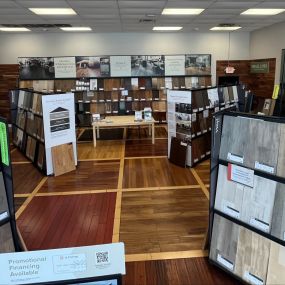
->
[199, 107, 204, 111]
[192, 113, 197, 121]
[206, 151, 211, 155]
[228, 163, 254, 188]
[215, 107, 220, 112]
[181, 142, 187, 146]
[254, 161, 275, 174]
[250, 218, 270, 232]
[112, 88, 118, 91]
[217, 254, 234, 271]
[194, 158, 198, 163]
[203, 109, 209, 118]
[227, 152, 244, 164]
[197, 131, 202, 136]
[201, 154, 205, 158]
[139, 87, 145, 90]
[244, 271, 263, 285]
[223, 204, 240, 219]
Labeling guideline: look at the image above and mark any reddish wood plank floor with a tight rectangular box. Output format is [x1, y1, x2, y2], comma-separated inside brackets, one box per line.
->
[39, 160, 120, 193]
[14, 197, 27, 212]
[123, 257, 242, 285]
[17, 193, 116, 250]
[11, 149, 30, 163]
[194, 163, 210, 185]
[126, 126, 167, 140]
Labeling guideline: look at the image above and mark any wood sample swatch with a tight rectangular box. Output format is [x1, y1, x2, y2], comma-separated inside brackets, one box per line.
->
[198, 77, 206, 87]
[241, 176, 276, 233]
[0, 172, 9, 219]
[51, 143, 76, 176]
[0, 223, 15, 253]
[215, 165, 244, 219]
[54, 79, 76, 92]
[266, 241, 285, 285]
[209, 214, 239, 272]
[235, 227, 270, 284]
[277, 124, 285, 177]
[157, 77, 165, 89]
[271, 183, 285, 240]
[169, 137, 187, 167]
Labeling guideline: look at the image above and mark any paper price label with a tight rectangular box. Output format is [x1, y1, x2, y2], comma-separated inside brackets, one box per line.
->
[203, 109, 209, 118]
[52, 254, 87, 274]
[227, 153, 244, 164]
[192, 113, 197, 121]
[254, 161, 275, 174]
[250, 218, 270, 232]
[228, 164, 254, 188]
[181, 142, 187, 146]
[217, 254, 234, 271]
[214, 107, 220, 112]
[206, 151, 211, 155]
[244, 271, 263, 285]
[223, 205, 240, 219]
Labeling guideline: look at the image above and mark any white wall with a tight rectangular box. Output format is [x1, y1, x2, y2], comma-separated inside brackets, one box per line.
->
[250, 21, 285, 84]
[0, 32, 250, 84]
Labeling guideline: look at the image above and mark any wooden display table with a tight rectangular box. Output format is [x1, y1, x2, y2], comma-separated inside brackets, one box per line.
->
[92, 115, 155, 147]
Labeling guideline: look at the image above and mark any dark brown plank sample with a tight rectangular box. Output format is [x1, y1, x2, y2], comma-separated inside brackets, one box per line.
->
[169, 137, 187, 167]
[0, 223, 15, 253]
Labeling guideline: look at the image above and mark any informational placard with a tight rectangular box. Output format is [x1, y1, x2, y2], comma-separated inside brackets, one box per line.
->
[110, 56, 131, 77]
[42, 93, 77, 175]
[54, 57, 76, 78]
[227, 163, 254, 188]
[250, 61, 269, 73]
[165, 55, 185, 76]
[0, 243, 125, 285]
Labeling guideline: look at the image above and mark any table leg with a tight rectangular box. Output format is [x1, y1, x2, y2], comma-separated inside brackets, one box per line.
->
[148, 124, 151, 136]
[93, 125, 96, 147]
[97, 126, 100, 139]
[152, 123, 155, 144]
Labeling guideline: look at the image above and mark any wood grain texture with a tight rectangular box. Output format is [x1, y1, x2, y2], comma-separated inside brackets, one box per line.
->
[126, 126, 167, 140]
[266, 241, 285, 285]
[235, 227, 270, 284]
[0, 223, 15, 253]
[14, 197, 27, 212]
[39, 160, 120, 193]
[214, 165, 244, 217]
[17, 193, 116, 250]
[51, 144, 76, 176]
[123, 257, 242, 285]
[209, 214, 239, 270]
[193, 161, 210, 185]
[277, 124, 285, 177]
[271, 183, 285, 240]
[123, 157, 198, 188]
[120, 188, 208, 254]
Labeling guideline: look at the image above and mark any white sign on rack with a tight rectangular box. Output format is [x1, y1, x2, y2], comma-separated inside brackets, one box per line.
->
[0, 243, 125, 285]
[110, 56, 131, 77]
[165, 55, 185, 76]
[54, 57, 76, 78]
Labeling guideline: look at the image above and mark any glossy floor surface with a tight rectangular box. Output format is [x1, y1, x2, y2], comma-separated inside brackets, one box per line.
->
[11, 125, 241, 284]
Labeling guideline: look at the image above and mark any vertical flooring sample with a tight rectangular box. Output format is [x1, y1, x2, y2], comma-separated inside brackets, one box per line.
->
[209, 214, 239, 272]
[266, 241, 285, 285]
[235, 227, 270, 285]
[241, 175, 276, 233]
[219, 115, 250, 166]
[51, 143, 76, 176]
[271, 183, 285, 240]
[169, 137, 187, 167]
[249, 119, 280, 172]
[0, 172, 9, 218]
[0, 223, 15, 253]
[215, 165, 244, 219]
[277, 124, 285, 177]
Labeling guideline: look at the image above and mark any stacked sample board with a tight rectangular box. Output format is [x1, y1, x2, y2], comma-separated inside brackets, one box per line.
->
[19, 76, 212, 127]
[168, 85, 243, 166]
[10, 89, 46, 172]
[209, 112, 285, 285]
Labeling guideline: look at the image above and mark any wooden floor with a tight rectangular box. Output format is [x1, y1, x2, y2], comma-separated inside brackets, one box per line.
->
[10, 125, 240, 284]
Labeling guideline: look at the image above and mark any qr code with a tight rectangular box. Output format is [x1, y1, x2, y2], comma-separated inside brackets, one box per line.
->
[95, 251, 110, 265]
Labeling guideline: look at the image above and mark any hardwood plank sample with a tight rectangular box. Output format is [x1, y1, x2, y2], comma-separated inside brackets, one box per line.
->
[209, 214, 239, 272]
[51, 143, 76, 177]
[266, 241, 285, 285]
[215, 165, 244, 219]
[0, 223, 15, 253]
[241, 175, 276, 233]
[169, 137, 187, 167]
[235, 227, 270, 285]
[271, 183, 285, 240]
[277, 124, 285, 177]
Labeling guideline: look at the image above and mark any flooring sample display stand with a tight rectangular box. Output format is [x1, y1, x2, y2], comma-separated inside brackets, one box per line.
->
[209, 111, 285, 285]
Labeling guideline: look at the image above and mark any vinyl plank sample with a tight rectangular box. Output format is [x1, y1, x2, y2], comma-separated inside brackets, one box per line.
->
[266, 241, 285, 285]
[241, 175, 276, 233]
[169, 137, 187, 167]
[271, 183, 285, 240]
[0, 223, 15, 253]
[235, 227, 270, 285]
[277, 124, 285, 177]
[0, 172, 9, 220]
[215, 165, 244, 219]
[209, 214, 239, 272]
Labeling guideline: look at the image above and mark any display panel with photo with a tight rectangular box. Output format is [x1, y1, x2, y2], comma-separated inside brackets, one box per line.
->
[76, 56, 110, 78]
[19, 57, 55, 80]
[131, 55, 165, 76]
[185, 54, 211, 76]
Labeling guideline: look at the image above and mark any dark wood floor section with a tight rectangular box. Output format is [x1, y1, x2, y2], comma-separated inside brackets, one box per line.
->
[194, 163, 210, 185]
[123, 158, 198, 188]
[14, 197, 27, 212]
[126, 126, 167, 140]
[17, 193, 116, 250]
[11, 149, 30, 162]
[39, 160, 120, 193]
[125, 139, 168, 157]
[120, 188, 208, 254]
[123, 258, 242, 285]
[12, 163, 44, 194]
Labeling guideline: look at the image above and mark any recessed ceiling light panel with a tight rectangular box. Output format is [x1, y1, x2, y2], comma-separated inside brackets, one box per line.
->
[0, 27, 30, 32]
[241, 9, 285, 15]
[162, 8, 204, 15]
[60, 27, 92, 31]
[29, 8, 77, 15]
[210, 26, 241, 31]
[153, 26, 183, 31]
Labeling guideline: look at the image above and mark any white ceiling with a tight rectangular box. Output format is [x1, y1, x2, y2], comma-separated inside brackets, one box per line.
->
[1, 0, 285, 32]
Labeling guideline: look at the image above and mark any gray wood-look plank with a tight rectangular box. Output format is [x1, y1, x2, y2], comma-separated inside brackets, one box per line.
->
[0, 223, 15, 253]
[277, 124, 285, 177]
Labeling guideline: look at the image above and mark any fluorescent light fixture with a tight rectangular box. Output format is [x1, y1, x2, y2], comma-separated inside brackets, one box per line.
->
[153, 26, 183, 31]
[29, 8, 76, 15]
[162, 8, 204, 15]
[0, 27, 30, 32]
[210, 26, 241, 31]
[60, 27, 92, 31]
[241, 9, 285, 15]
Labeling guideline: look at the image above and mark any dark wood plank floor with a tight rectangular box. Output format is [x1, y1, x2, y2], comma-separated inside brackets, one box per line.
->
[14, 197, 27, 212]
[126, 126, 167, 140]
[17, 193, 116, 250]
[11, 149, 30, 162]
[194, 163, 210, 185]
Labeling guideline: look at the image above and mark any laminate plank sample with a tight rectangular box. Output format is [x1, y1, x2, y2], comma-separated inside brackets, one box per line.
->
[0, 172, 9, 219]
[271, 183, 285, 240]
[215, 165, 244, 219]
[235, 227, 270, 284]
[209, 214, 239, 272]
[241, 175, 276, 233]
[120, 188, 208, 254]
[169, 137, 187, 167]
[0, 223, 15, 253]
[277, 124, 285, 177]
[266, 241, 285, 285]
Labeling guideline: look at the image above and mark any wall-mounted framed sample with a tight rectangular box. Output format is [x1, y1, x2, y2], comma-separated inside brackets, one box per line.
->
[131, 55, 165, 76]
[185, 54, 211, 76]
[110, 56, 131, 77]
[76, 56, 110, 78]
[165, 55, 185, 76]
[19, 57, 55, 80]
[54, 57, 76, 78]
